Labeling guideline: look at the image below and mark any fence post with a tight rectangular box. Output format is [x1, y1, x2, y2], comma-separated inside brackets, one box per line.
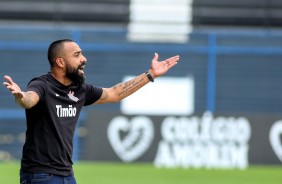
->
[207, 33, 217, 112]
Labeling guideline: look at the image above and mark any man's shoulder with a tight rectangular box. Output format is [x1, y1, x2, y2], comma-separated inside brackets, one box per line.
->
[28, 73, 49, 85]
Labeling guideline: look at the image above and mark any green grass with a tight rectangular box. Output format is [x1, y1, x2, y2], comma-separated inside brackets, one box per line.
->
[1, 161, 282, 184]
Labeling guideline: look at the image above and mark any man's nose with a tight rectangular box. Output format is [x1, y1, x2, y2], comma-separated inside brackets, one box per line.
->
[82, 55, 87, 63]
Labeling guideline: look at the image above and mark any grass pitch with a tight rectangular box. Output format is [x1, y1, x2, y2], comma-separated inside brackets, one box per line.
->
[1, 161, 281, 184]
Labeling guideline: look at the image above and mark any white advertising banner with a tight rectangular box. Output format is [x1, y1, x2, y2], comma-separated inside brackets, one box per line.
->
[121, 76, 194, 116]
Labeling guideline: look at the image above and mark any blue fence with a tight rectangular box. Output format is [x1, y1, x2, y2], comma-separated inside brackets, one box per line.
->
[1, 26, 282, 160]
[1, 27, 282, 112]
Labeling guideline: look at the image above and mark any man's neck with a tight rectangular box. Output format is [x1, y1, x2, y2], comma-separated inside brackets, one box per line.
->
[50, 70, 72, 86]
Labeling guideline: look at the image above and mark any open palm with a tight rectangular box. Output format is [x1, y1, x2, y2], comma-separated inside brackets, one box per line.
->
[150, 53, 180, 78]
[3, 75, 24, 99]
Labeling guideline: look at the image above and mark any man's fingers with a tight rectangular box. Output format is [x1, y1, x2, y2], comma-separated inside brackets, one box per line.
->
[3, 82, 9, 87]
[4, 75, 14, 85]
[165, 55, 180, 61]
[4, 83, 15, 92]
[153, 53, 159, 61]
[170, 55, 180, 61]
[166, 55, 180, 64]
[3, 75, 20, 92]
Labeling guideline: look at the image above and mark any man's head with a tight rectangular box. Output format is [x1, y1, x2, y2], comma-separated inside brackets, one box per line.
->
[48, 39, 87, 86]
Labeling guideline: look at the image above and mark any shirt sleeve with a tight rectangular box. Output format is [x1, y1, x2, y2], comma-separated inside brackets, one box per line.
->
[84, 83, 103, 106]
[26, 78, 46, 101]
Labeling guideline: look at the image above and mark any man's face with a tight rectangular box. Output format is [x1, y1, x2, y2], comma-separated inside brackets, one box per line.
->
[62, 42, 87, 86]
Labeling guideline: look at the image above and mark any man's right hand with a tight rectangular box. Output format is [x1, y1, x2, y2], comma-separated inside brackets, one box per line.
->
[3, 75, 24, 99]
[3, 75, 39, 109]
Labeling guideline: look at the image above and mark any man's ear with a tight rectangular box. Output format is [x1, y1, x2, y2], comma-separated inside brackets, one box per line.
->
[55, 58, 64, 68]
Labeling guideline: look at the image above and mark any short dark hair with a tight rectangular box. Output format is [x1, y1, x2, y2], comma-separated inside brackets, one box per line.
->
[47, 39, 74, 68]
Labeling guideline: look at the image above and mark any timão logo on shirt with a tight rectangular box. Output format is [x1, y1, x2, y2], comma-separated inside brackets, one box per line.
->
[56, 105, 77, 117]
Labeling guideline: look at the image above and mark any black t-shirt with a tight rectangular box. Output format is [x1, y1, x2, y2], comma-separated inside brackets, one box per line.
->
[21, 73, 103, 176]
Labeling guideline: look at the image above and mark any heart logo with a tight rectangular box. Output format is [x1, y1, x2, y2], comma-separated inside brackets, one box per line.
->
[107, 116, 154, 162]
[269, 120, 282, 162]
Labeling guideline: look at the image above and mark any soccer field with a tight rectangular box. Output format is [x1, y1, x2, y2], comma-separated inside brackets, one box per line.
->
[1, 161, 282, 184]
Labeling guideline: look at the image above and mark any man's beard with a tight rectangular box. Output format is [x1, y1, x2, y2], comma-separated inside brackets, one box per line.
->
[66, 63, 86, 87]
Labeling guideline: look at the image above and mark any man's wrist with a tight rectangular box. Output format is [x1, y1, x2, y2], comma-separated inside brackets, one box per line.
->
[145, 71, 154, 82]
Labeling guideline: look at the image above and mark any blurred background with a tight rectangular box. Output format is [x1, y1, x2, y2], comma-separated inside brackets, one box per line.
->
[0, 0, 282, 170]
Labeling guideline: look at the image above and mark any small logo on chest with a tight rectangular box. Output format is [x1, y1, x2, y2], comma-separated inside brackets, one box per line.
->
[68, 91, 79, 102]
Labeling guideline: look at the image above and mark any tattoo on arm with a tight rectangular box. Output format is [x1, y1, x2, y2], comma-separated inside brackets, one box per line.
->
[97, 74, 149, 104]
[117, 76, 146, 97]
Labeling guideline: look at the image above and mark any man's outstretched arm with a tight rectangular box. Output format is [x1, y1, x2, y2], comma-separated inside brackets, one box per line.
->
[3, 75, 39, 109]
[95, 53, 180, 104]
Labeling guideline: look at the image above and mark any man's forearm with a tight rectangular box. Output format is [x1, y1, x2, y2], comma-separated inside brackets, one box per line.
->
[114, 72, 151, 101]
[15, 91, 36, 109]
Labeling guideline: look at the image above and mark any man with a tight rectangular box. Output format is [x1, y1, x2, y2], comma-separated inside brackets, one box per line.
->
[3, 39, 180, 184]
